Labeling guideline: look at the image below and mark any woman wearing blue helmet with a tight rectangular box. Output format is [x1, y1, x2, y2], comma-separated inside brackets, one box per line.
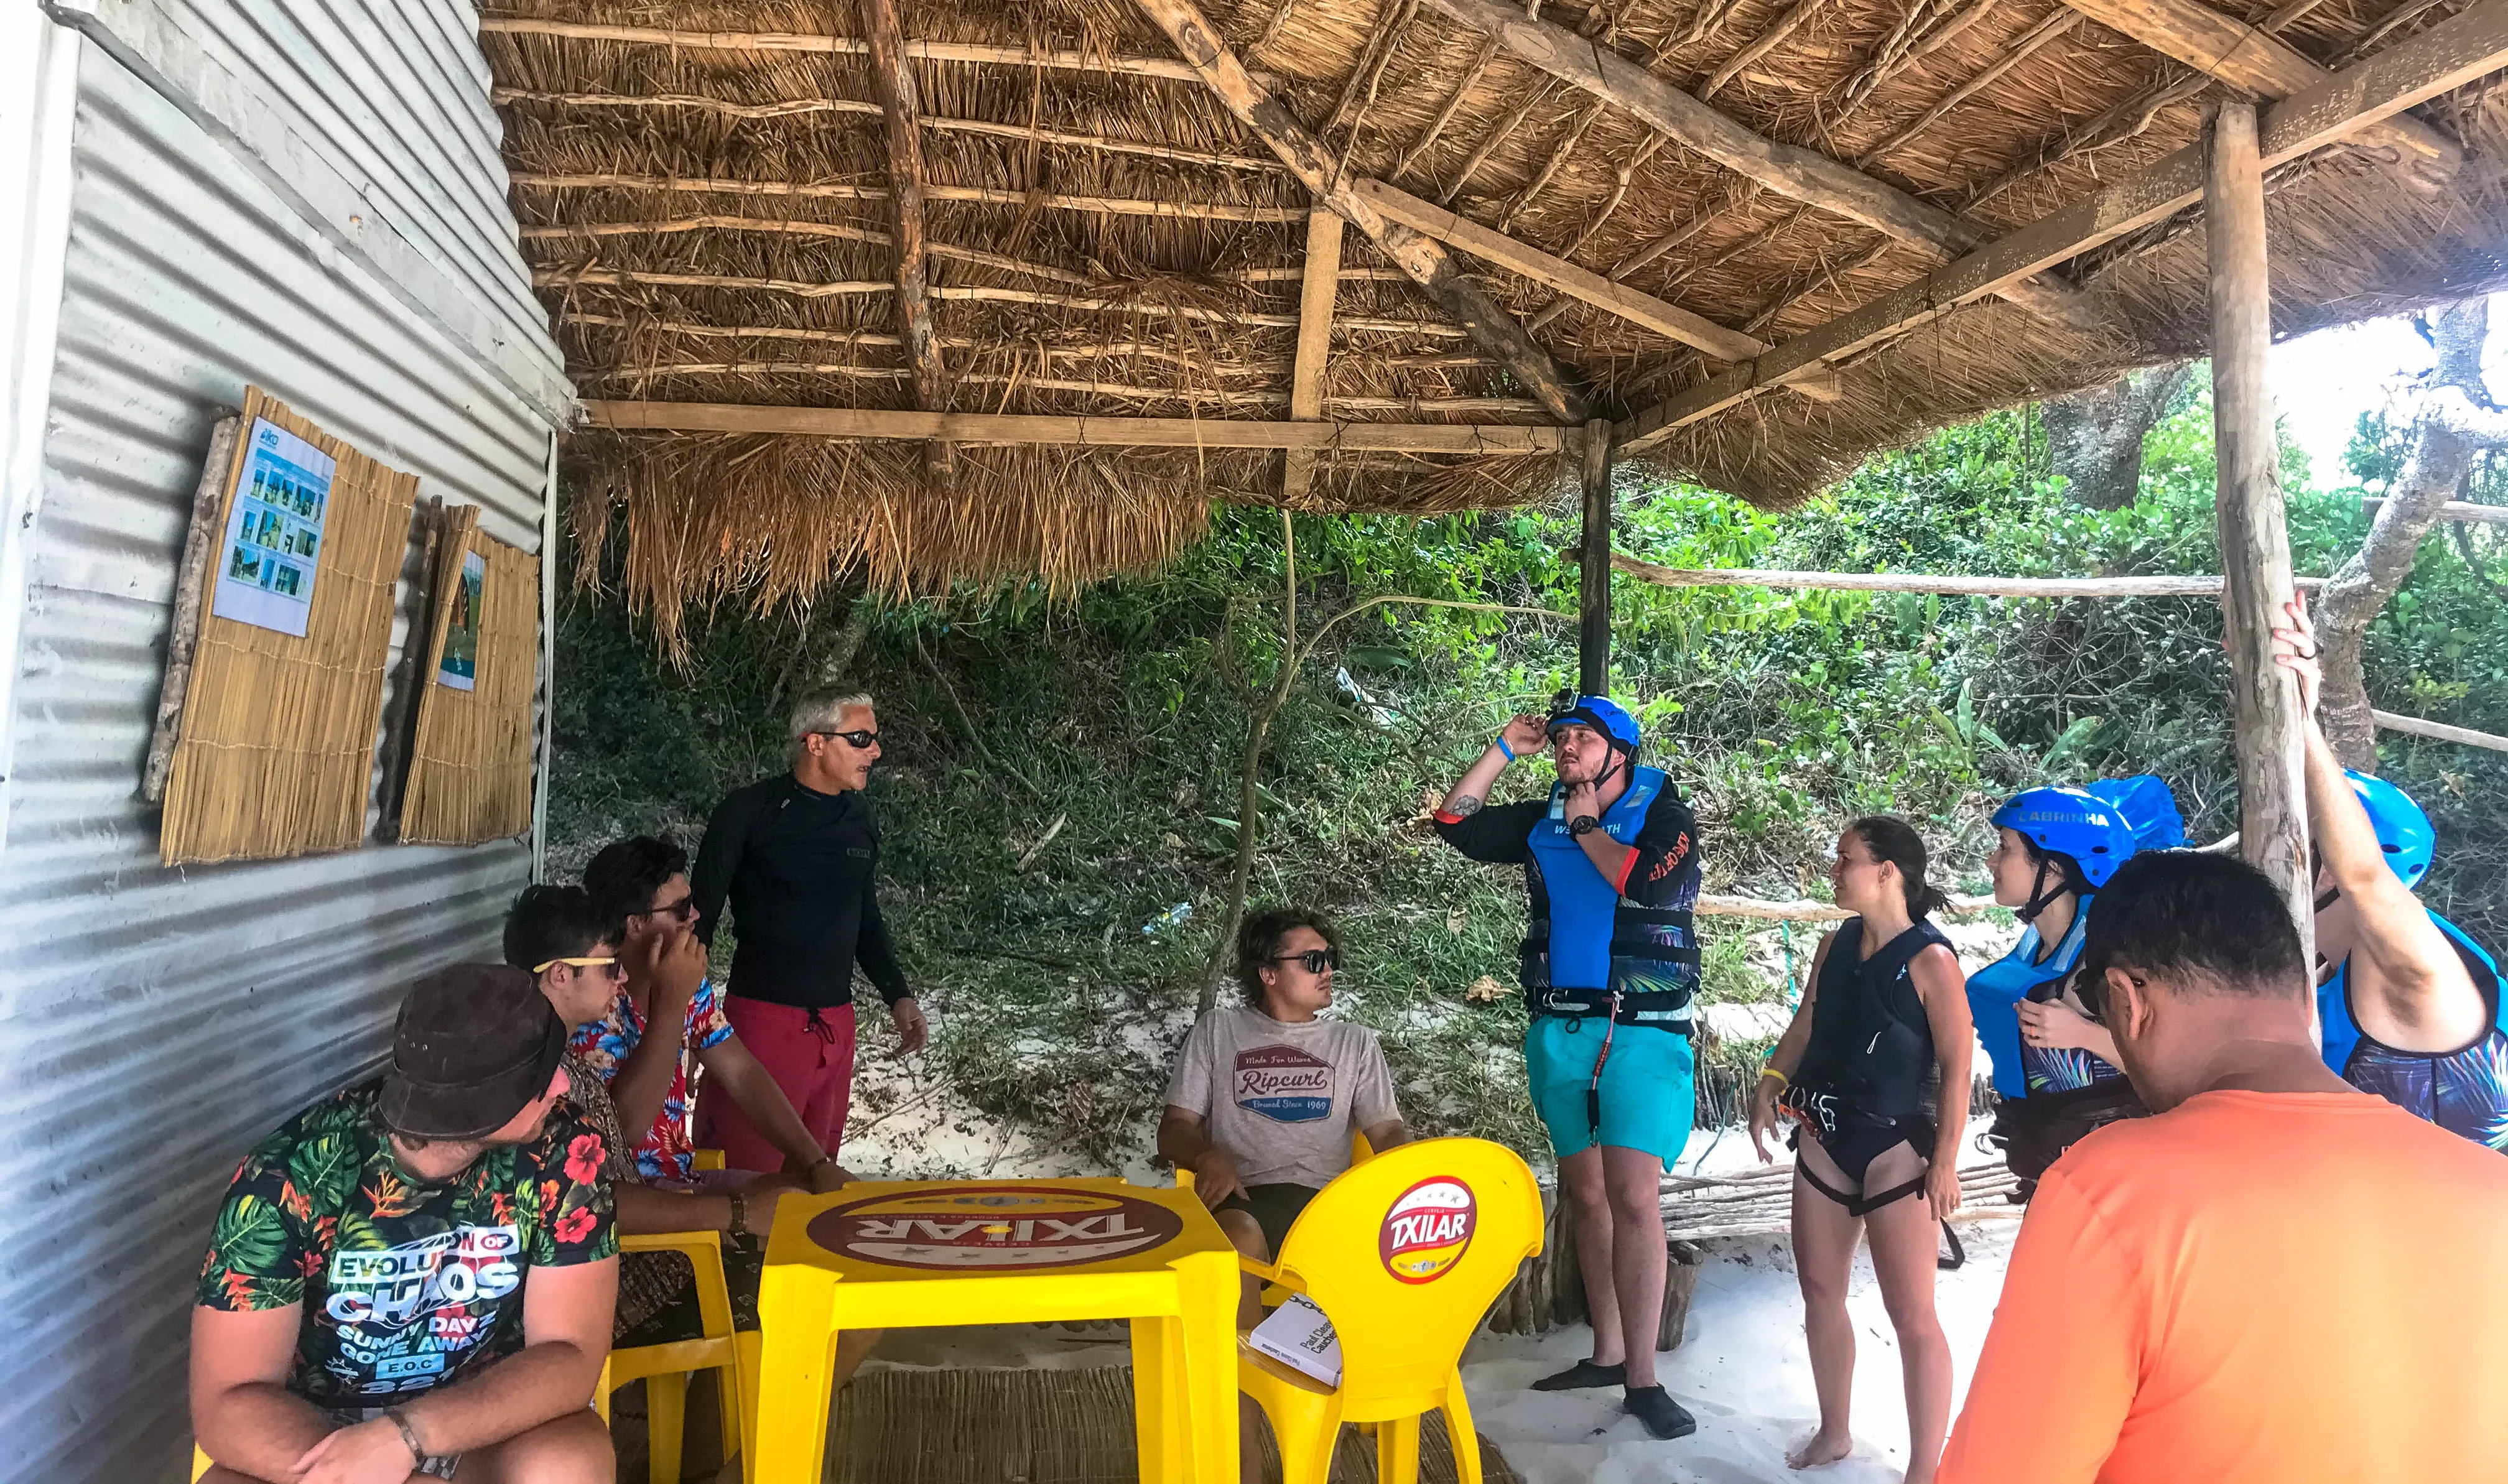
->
[1968, 787, 2155, 1192]
[2275, 598, 2508, 1149]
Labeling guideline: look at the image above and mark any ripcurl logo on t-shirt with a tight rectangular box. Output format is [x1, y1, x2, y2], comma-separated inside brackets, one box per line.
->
[1235, 1044, 1334, 1123]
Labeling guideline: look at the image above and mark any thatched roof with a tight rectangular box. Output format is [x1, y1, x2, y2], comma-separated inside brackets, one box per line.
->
[483, 0, 2508, 638]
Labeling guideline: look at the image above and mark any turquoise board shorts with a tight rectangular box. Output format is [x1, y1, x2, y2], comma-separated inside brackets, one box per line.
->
[1525, 1016, 1695, 1162]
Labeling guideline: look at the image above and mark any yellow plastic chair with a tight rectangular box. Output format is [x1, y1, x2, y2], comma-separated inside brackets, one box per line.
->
[597, 1149, 759, 1483]
[1235, 1138, 1541, 1484]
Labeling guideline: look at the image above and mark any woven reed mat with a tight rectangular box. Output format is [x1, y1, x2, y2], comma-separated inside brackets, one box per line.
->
[813, 1366, 1522, 1484]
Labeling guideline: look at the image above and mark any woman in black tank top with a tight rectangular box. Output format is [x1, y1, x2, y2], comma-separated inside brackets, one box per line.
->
[1747, 818, 1973, 1483]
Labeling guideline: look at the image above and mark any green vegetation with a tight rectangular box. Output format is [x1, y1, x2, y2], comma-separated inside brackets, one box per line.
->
[550, 371, 2508, 1171]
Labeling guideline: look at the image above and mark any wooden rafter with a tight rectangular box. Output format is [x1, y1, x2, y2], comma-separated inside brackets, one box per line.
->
[1281, 210, 1345, 504]
[491, 89, 1289, 172]
[2060, 0, 2460, 186]
[583, 401, 1579, 452]
[1701, 0, 1841, 101]
[855, 0, 950, 483]
[505, 172, 1308, 221]
[1130, 0, 1590, 423]
[1615, 0, 2508, 452]
[1416, 0, 2106, 333]
[1356, 180, 1760, 361]
[476, 17, 1239, 82]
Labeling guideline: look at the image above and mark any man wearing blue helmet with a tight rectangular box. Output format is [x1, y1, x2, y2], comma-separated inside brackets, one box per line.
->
[1969, 787, 2148, 1192]
[2275, 598, 2508, 1148]
[1432, 691, 1704, 1439]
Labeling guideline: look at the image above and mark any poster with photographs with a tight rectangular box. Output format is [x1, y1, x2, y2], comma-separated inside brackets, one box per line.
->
[210, 416, 334, 638]
[435, 550, 485, 692]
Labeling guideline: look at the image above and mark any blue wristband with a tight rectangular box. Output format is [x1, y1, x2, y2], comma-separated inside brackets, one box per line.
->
[1495, 738, 1517, 762]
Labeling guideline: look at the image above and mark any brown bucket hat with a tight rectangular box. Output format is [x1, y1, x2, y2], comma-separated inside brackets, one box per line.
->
[378, 963, 567, 1141]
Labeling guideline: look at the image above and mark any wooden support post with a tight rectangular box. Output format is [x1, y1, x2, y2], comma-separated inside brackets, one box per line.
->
[1579, 419, 1612, 697]
[2208, 100, 2313, 960]
[1281, 209, 1343, 505]
[857, 0, 953, 485]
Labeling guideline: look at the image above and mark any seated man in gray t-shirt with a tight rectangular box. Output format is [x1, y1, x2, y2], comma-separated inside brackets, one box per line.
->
[1159, 906, 1409, 1325]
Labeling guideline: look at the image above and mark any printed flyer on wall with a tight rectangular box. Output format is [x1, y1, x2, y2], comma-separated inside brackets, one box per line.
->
[436, 550, 485, 692]
[211, 417, 335, 638]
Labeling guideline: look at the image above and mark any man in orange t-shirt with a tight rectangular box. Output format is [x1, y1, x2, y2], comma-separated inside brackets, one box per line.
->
[1939, 850, 2508, 1484]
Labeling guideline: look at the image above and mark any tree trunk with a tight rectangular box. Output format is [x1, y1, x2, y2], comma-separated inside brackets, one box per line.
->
[2044, 363, 2191, 509]
[2314, 298, 2508, 768]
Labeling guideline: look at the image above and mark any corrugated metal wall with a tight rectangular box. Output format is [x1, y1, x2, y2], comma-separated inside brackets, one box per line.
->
[0, 23, 565, 1482]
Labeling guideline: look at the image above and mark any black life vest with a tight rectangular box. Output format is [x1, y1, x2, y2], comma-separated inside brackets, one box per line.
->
[1794, 917, 1952, 1123]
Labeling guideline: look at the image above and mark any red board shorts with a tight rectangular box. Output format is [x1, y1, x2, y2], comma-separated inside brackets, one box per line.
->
[695, 997, 857, 1173]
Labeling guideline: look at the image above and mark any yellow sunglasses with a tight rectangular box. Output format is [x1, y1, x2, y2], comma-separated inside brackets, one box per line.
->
[532, 955, 621, 976]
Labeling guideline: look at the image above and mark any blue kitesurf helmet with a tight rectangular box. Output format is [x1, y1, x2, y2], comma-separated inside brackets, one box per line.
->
[2344, 769, 2435, 891]
[1992, 786, 2138, 890]
[1547, 692, 1641, 756]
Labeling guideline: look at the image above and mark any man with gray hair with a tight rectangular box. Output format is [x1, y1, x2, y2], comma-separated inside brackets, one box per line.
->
[690, 687, 927, 1172]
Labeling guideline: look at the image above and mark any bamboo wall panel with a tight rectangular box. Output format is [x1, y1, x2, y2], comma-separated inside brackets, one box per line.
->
[399, 508, 540, 845]
[159, 387, 415, 865]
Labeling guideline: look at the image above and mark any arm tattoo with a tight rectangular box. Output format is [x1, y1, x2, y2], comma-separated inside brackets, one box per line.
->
[1449, 795, 1484, 817]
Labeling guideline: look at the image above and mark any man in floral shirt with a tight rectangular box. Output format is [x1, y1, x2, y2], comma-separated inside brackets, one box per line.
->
[191, 964, 618, 1482]
[580, 835, 853, 1192]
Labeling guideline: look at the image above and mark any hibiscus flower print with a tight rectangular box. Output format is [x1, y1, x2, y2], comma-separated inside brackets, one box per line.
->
[554, 1206, 597, 1246]
[539, 1178, 561, 1218]
[564, 1133, 606, 1186]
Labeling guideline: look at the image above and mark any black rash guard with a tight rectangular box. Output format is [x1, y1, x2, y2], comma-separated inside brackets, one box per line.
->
[691, 773, 911, 1011]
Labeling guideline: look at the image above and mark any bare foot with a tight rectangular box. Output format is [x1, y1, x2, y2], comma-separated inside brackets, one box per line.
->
[1786, 1431, 1854, 1470]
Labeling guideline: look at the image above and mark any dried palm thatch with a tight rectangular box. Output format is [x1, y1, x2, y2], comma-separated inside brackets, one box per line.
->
[399, 509, 542, 845]
[481, 0, 2508, 621]
[162, 389, 415, 866]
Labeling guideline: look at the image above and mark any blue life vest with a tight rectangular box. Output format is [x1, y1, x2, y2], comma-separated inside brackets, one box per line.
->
[1966, 904, 2128, 1098]
[1967, 909, 2084, 1100]
[2319, 910, 2508, 1151]
[1520, 764, 1701, 1029]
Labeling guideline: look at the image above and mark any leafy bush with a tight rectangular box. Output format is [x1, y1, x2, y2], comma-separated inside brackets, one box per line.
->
[550, 368, 2508, 1171]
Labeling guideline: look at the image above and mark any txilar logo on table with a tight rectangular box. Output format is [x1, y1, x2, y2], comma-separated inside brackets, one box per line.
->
[1378, 1176, 1476, 1284]
[806, 1184, 1187, 1271]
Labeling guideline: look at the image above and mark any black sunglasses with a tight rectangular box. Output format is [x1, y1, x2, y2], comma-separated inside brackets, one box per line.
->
[1270, 948, 1339, 975]
[815, 729, 878, 749]
[638, 894, 698, 924]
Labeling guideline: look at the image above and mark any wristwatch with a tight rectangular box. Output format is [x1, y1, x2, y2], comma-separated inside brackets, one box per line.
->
[1568, 815, 1600, 837]
[727, 1189, 750, 1240]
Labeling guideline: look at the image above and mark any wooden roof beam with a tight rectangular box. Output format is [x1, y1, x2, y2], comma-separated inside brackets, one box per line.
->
[2060, 0, 2459, 188]
[855, 0, 951, 483]
[1615, 0, 2508, 452]
[1352, 180, 1840, 399]
[476, 17, 1281, 85]
[1416, 0, 2107, 334]
[582, 401, 1581, 453]
[1281, 210, 1344, 504]
[1129, 0, 1591, 423]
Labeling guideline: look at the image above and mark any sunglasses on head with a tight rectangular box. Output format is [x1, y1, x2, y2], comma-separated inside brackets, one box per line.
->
[814, 729, 878, 749]
[639, 895, 698, 923]
[534, 955, 623, 978]
[1270, 948, 1339, 975]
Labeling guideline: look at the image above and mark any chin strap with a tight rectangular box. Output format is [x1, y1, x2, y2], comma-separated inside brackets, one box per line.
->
[2017, 858, 2068, 924]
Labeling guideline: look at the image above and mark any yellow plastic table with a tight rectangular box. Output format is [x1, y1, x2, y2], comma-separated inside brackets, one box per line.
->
[750, 1177, 1242, 1484]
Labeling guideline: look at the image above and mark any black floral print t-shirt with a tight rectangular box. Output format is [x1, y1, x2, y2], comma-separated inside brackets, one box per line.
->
[196, 1078, 617, 1407]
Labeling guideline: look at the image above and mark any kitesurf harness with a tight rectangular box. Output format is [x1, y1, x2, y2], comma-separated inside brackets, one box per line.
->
[1516, 761, 1700, 1136]
[1783, 917, 1953, 1220]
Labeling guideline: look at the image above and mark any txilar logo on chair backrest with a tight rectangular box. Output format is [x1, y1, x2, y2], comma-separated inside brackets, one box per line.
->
[1378, 1176, 1477, 1284]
